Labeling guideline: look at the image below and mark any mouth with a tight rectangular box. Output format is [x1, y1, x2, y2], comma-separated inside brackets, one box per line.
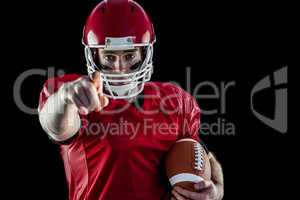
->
[107, 76, 133, 86]
[105, 79, 132, 86]
[110, 82, 128, 86]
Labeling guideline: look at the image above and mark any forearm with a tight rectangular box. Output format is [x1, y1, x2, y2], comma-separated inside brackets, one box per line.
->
[209, 152, 224, 200]
[39, 85, 81, 141]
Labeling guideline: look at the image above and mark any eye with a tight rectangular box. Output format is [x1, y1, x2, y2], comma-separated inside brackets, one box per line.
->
[125, 54, 136, 61]
[104, 55, 116, 62]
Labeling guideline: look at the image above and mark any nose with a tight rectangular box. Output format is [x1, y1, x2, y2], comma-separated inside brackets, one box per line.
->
[112, 56, 130, 73]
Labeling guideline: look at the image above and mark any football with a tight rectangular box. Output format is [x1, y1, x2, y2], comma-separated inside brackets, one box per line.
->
[165, 138, 211, 191]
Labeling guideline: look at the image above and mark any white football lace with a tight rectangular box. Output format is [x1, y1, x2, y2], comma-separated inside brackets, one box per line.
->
[194, 143, 204, 171]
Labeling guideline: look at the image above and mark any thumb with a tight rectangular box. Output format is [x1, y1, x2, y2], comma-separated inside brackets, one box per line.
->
[95, 95, 109, 112]
[100, 95, 109, 108]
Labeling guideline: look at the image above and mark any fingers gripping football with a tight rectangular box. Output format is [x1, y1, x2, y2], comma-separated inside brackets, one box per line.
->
[63, 72, 109, 115]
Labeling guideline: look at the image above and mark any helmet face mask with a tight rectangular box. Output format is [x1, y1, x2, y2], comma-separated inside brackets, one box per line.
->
[82, 0, 155, 99]
[85, 40, 154, 99]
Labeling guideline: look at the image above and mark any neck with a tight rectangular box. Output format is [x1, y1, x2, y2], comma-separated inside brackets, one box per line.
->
[125, 96, 137, 103]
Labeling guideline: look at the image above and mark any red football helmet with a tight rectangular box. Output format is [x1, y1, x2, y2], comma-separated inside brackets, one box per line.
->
[82, 0, 156, 99]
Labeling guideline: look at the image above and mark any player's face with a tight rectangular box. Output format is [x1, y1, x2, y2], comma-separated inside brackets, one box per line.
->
[98, 48, 142, 74]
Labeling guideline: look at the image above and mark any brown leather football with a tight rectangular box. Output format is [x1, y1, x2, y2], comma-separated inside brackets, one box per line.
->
[165, 138, 211, 191]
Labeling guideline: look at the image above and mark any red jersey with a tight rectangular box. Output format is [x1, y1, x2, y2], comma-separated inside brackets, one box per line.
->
[38, 74, 201, 200]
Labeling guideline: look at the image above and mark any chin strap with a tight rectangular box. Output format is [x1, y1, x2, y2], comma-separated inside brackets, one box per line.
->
[108, 82, 138, 97]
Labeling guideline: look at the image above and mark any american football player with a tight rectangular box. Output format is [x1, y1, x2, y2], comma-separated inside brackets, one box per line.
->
[38, 0, 224, 199]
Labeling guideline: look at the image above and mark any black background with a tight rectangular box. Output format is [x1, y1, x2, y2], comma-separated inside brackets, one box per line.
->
[6, 0, 295, 199]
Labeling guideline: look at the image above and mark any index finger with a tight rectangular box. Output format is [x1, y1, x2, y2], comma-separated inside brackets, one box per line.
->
[90, 71, 103, 94]
[173, 186, 201, 199]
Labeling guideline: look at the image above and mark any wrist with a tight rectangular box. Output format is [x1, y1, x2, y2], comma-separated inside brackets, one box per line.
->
[215, 183, 224, 200]
[57, 83, 78, 113]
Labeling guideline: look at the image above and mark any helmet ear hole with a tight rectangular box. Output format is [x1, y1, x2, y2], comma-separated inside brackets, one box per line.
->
[131, 5, 135, 13]
[101, 7, 106, 13]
